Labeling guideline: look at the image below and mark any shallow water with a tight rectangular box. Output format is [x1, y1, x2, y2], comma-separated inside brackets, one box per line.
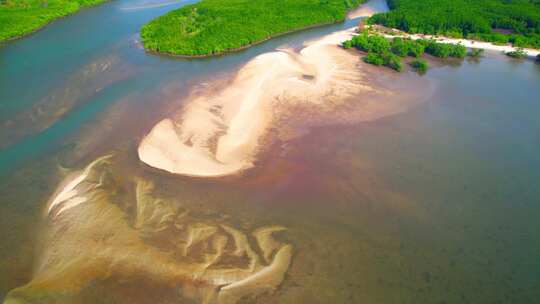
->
[1, 0, 540, 303]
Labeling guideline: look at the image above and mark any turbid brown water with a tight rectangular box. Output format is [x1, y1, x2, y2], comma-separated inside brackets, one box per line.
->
[1, 0, 540, 303]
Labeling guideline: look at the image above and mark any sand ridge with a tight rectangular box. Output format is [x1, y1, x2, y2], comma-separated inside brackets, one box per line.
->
[7, 163, 295, 304]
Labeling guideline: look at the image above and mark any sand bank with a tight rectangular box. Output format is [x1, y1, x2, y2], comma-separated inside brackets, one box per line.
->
[8, 170, 294, 304]
[138, 28, 367, 177]
[138, 2, 429, 178]
[46, 155, 112, 218]
[138, 26, 430, 177]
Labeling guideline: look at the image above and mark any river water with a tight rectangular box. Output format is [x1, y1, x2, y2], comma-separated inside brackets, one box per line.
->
[1, 0, 540, 303]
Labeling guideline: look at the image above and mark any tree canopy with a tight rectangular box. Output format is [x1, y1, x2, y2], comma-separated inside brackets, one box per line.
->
[0, 0, 108, 42]
[369, 0, 540, 48]
[343, 32, 467, 71]
[141, 0, 365, 56]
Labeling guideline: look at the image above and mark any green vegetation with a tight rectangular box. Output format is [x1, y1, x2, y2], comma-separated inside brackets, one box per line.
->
[469, 48, 485, 57]
[506, 47, 527, 58]
[346, 33, 391, 53]
[391, 37, 422, 56]
[141, 0, 365, 56]
[345, 34, 402, 71]
[424, 40, 467, 58]
[343, 33, 466, 71]
[363, 52, 385, 65]
[0, 0, 108, 42]
[362, 51, 402, 71]
[369, 0, 540, 49]
[410, 58, 428, 73]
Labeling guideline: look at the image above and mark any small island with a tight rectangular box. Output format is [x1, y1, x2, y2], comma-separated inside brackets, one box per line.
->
[140, 0, 365, 57]
[0, 0, 108, 42]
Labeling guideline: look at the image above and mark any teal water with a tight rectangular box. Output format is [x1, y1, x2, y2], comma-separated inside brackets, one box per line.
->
[0, 0, 355, 173]
[1, 0, 540, 303]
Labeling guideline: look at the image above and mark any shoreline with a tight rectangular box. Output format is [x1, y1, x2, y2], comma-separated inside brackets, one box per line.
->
[144, 20, 341, 59]
[142, 0, 383, 58]
[137, 0, 398, 178]
[137, 29, 431, 178]
[370, 27, 540, 58]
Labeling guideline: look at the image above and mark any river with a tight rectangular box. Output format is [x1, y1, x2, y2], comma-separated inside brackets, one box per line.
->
[1, 0, 540, 303]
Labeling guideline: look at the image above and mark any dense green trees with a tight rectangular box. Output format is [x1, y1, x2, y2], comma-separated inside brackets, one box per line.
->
[343, 33, 468, 71]
[141, 0, 365, 56]
[345, 34, 403, 71]
[0, 0, 107, 42]
[369, 0, 540, 49]
[346, 33, 391, 53]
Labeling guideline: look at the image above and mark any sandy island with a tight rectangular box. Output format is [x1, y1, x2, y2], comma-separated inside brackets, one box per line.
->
[138, 28, 364, 177]
[138, 0, 427, 178]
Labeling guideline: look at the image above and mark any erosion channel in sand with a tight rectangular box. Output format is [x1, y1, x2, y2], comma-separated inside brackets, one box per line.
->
[5, 157, 294, 304]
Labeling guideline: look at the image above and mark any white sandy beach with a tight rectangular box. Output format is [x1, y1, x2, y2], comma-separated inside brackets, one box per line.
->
[416, 35, 540, 58]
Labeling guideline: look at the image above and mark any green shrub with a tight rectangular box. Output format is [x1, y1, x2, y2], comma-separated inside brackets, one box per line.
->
[469, 48, 484, 57]
[363, 52, 385, 65]
[391, 37, 409, 57]
[506, 48, 527, 59]
[353, 33, 468, 71]
[425, 40, 467, 58]
[410, 58, 429, 73]
[407, 40, 425, 57]
[350, 34, 428, 58]
[350, 33, 391, 53]
[449, 44, 467, 58]
[383, 52, 403, 71]
[342, 40, 353, 49]
[363, 51, 403, 71]
[425, 41, 452, 58]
